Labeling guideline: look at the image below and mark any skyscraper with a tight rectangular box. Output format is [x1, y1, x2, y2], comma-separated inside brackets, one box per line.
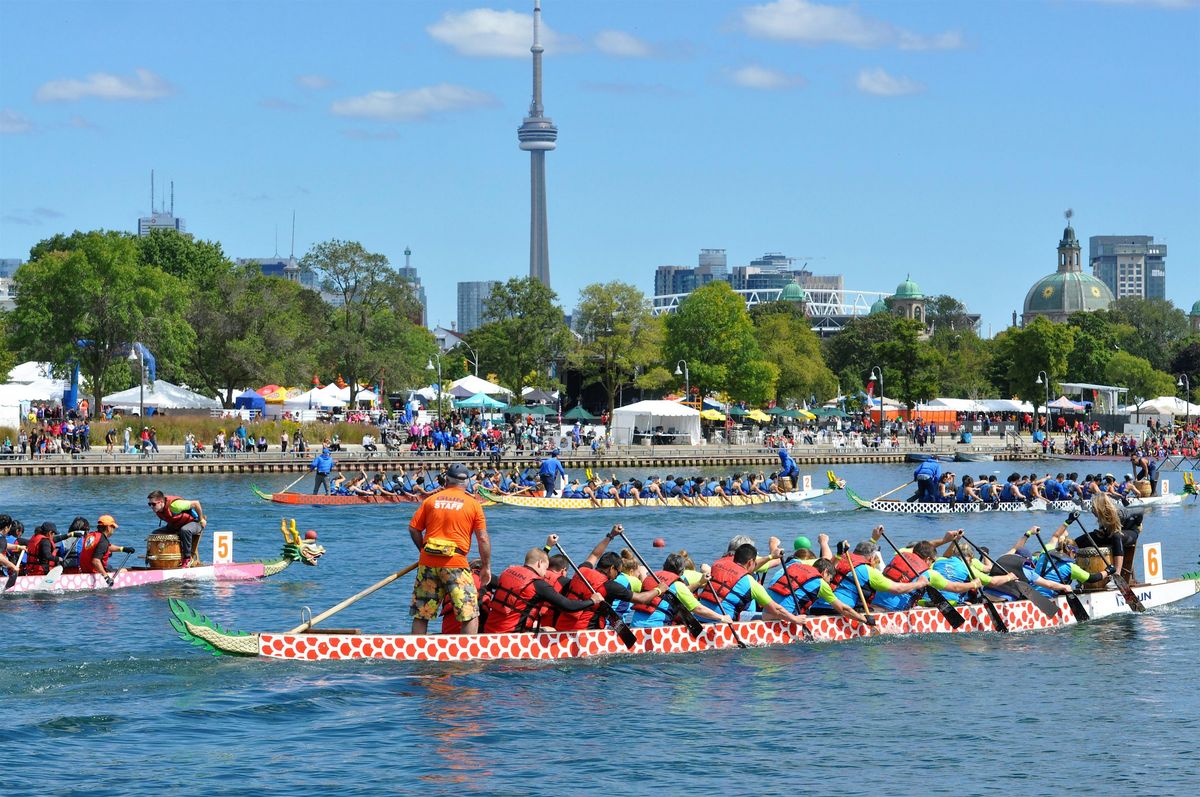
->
[396, 246, 428, 327]
[458, 280, 500, 334]
[517, 0, 556, 288]
[137, 171, 188, 237]
[1089, 235, 1167, 300]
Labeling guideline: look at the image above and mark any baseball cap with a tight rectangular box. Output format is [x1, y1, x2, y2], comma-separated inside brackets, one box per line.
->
[1013, 545, 1033, 559]
[97, 514, 118, 528]
[793, 535, 814, 553]
[41, 521, 57, 534]
[446, 463, 471, 483]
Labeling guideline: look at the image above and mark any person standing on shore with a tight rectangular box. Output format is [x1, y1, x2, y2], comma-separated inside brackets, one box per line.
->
[409, 463, 491, 635]
[309, 446, 335, 494]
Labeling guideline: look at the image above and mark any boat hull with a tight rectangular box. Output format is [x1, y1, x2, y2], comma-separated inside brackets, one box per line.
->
[253, 486, 420, 506]
[477, 486, 834, 510]
[845, 486, 1191, 514]
[170, 578, 1200, 662]
[4, 562, 269, 596]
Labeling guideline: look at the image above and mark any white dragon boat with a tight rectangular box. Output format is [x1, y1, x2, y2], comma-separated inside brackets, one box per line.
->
[845, 477, 1194, 515]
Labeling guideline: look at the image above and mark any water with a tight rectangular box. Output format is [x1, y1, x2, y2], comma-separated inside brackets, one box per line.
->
[3, 464, 1198, 796]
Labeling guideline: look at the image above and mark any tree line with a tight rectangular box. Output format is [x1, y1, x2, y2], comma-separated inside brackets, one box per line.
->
[4, 229, 1197, 418]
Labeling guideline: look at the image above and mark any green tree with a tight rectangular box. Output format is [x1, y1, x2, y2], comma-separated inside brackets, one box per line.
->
[11, 231, 193, 416]
[137, 228, 232, 290]
[1065, 310, 1131, 385]
[1105, 350, 1177, 417]
[877, 320, 945, 409]
[925, 295, 974, 334]
[663, 281, 777, 404]
[469, 277, 573, 393]
[1107, 298, 1190, 372]
[568, 282, 663, 417]
[301, 239, 433, 402]
[189, 266, 328, 405]
[991, 316, 1076, 412]
[1169, 339, 1200, 403]
[0, 313, 17, 378]
[930, 329, 994, 398]
[822, 313, 901, 389]
[750, 301, 837, 404]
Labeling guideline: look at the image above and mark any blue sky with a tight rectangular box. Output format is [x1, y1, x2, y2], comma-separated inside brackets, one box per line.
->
[1, 0, 1197, 335]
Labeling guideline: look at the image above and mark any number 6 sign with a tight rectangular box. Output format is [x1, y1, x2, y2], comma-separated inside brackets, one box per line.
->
[1141, 542, 1163, 585]
[213, 531, 233, 564]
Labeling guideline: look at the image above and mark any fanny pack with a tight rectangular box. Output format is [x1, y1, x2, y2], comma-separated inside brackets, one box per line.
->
[423, 537, 465, 557]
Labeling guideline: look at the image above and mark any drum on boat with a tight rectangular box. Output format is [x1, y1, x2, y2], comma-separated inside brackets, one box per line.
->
[776, 476, 794, 492]
[1134, 479, 1152, 498]
[1076, 546, 1111, 592]
[146, 533, 182, 570]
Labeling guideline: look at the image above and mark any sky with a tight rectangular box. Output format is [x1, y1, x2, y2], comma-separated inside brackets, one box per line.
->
[1, 0, 1197, 336]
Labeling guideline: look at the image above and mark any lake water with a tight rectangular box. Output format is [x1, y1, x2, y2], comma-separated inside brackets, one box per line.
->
[3, 463, 1198, 796]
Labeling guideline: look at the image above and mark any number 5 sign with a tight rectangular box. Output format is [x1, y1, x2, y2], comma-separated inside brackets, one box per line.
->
[212, 531, 234, 564]
[1141, 542, 1163, 585]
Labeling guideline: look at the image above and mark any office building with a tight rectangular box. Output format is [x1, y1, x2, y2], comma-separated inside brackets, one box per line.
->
[137, 171, 188, 237]
[236, 257, 319, 291]
[0, 259, 22, 278]
[458, 280, 500, 333]
[396, 247, 427, 327]
[1089, 235, 1167, 300]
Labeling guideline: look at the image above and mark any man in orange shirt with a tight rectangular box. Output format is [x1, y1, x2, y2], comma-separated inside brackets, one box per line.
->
[408, 463, 491, 634]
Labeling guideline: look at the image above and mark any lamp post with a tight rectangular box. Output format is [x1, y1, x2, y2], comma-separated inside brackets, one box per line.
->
[460, 339, 480, 376]
[127, 346, 145, 420]
[426, 354, 442, 424]
[674, 360, 689, 407]
[1035, 370, 1049, 435]
[1180, 373, 1191, 430]
[869, 366, 883, 429]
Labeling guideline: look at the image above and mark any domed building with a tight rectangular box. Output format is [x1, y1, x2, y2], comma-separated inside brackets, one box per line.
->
[869, 297, 889, 315]
[891, 276, 925, 324]
[779, 281, 806, 303]
[1022, 214, 1114, 325]
[1190, 300, 1200, 333]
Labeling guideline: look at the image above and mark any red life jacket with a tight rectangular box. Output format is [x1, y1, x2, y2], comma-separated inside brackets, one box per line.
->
[538, 572, 569, 626]
[77, 531, 110, 574]
[883, 551, 928, 584]
[706, 556, 754, 617]
[23, 532, 53, 576]
[155, 495, 196, 530]
[439, 571, 483, 634]
[554, 567, 609, 631]
[767, 561, 824, 607]
[633, 570, 681, 616]
[831, 553, 875, 604]
[484, 565, 543, 633]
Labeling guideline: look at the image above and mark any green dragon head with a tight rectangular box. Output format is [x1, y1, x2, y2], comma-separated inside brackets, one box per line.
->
[280, 518, 325, 566]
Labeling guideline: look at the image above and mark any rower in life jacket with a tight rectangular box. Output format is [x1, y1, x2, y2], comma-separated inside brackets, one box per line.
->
[554, 527, 655, 631]
[484, 541, 599, 634]
[76, 514, 134, 587]
[633, 552, 734, 628]
[23, 521, 67, 576]
[699, 551, 758, 620]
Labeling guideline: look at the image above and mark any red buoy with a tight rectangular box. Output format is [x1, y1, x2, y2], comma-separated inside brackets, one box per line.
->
[304, 530, 319, 540]
[652, 537, 666, 548]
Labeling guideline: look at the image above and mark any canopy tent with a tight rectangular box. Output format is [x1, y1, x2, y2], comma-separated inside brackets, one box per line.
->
[447, 384, 476, 399]
[700, 408, 726, 421]
[8, 361, 58, 384]
[1047, 395, 1087, 412]
[976, 398, 1035, 413]
[522, 388, 557, 403]
[335, 385, 378, 404]
[727, 406, 748, 417]
[283, 386, 346, 409]
[767, 407, 788, 416]
[610, 400, 701, 445]
[746, 409, 772, 423]
[562, 405, 597, 421]
[520, 404, 557, 417]
[786, 408, 816, 420]
[257, 386, 289, 403]
[256, 384, 283, 397]
[926, 398, 988, 413]
[811, 406, 849, 418]
[455, 392, 507, 410]
[234, 389, 267, 412]
[451, 375, 513, 397]
[103, 380, 220, 410]
[1121, 396, 1200, 416]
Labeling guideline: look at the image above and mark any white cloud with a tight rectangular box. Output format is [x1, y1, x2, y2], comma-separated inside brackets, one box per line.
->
[594, 30, 654, 58]
[260, 98, 302, 111]
[741, 0, 963, 50]
[36, 68, 174, 102]
[856, 67, 923, 96]
[0, 109, 34, 134]
[331, 84, 499, 121]
[428, 8, 574, 57]
[296, 74, 334, 90]
[729, 65, 806, 90]
[68, 115, 98, 129]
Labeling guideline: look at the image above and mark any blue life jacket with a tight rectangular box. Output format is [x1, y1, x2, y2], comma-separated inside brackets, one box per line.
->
[1032, 553, 1076, 598]
[1061, 480, 1077, 496]
[931, 557, 972, 604]
[741, 479, 752, 494]
[873, 565, 929, 611]
[612, 573, 636, 622]
[913, 460, 942, 482]
[1001, 483, 1023, 502]
[762, 479, 774, 493]
[618, 484, 632, 499]
[979, 483, 994, 500]
[703, 481, 718, 496]
[956, 484, 970, 502]
[500, 476, 514, 492]
[1020, 483, 1036, 499]
[664, 482, 680, 497]
[596, 484, 612, 498]
[1041, 481, 1061, 501]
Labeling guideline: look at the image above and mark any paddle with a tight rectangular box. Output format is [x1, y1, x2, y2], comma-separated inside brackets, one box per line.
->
[837, 542, 877, 633]
[960, 534, 1059, 619]
[1070, 516, 1145, 612]
[553, 543, 637, 650]
[4, 550, 26, 591]
[43, 535, 80, 586]
[1032, 531, 1089, 622]
[279, 472, 307, 495]
[702, 579, 748, 649]
[287, 562, 419, 633]
[876, 530, 965, 629]
[952, 539, 1008, 632]
[616, 531, 703, 638]
[872, 480, 915, 502]
[771, 552, 816, 641]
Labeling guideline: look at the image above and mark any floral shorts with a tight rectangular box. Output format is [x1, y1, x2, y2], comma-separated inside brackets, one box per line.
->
[410, 565, 479, 622]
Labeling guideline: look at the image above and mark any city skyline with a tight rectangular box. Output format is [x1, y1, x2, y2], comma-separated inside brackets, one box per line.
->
[1, 1, 1197, 336]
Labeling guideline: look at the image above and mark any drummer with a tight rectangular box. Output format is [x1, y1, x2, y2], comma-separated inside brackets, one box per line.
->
[147, 490, 207, 568]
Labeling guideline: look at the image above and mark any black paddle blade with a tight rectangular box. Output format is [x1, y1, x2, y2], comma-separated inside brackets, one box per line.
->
[3, 570, 16, 591]
[800, 622, 815, 641]
[1110, 573, 1146, 613]
[924, 586, 966, 629]
[1064, 591, 1090, 622]
[600, 604, 637, 649]
[980, 596, 1009, 632]
[675, 607, 704, 639]
[1009, 581, 1061, 619]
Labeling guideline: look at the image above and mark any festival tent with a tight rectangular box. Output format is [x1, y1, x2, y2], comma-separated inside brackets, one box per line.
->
[451, 375, 513, 397]
[233, 389, 267, 412]
[522, 388, 556, 403]
[562, 405, 597, 421]
[103, 380, 221, 410]
[610, 400, 701, 445]
[257, 386, 289, 403]
[977, 399, 1035, 413]
[335, 385, 378, 404]
[282, 386, 346, 409]
[1120, 396, 1200, 416]
[1047, 396, 1087, 412]
[926, 398, 987, 413]
[455, 392, 506, 410]
[448, 384, 476, 399]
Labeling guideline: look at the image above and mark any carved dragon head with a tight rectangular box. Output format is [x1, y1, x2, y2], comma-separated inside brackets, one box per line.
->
[280, 519, 325, 566]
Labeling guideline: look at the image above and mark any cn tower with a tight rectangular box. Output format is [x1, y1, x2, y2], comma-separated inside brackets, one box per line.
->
[517, 0, 557, 287]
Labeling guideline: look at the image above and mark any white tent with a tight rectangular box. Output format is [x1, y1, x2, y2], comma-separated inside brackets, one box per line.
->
[1120, 396, 1200, 416]
[926, 398, 987, 412]
[977, 399, 1035, 413]
[611, 399, 702, 445]
[284, 385, 346, 408]
[335, 385, 379, 404]
[7, 361, 56, 383]
[102, 380, 220, 410]
[449, 375, 513, 397]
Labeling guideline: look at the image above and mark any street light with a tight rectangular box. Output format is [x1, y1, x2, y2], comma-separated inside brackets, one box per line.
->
[426, 354, 442, 424]
[1035, 371, 1049, 435]
[459, 339, 480, 376]
[869, 366, 883, 429]
[1179, 373, 1191, 430]
[127, 346, 145, 420]
[674, 360, 689, 407]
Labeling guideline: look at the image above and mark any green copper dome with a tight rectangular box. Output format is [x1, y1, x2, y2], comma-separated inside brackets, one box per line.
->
[869, 298, 889, 315]
[894, 276, 922, 299]
[1023, 271, 1114, 316]
[779, 282, 806, 302]
[1191, 300, 1200, 317]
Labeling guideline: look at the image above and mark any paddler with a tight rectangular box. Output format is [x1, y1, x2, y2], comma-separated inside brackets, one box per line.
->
[698, 542, 811, 628]
[765, 538, 874, 625]
[147, 490, 207, 568]
[409, 463, 491, 635]
[777, 447, 800, 487]
[908, 458, 942, 502]
[484, 536, 601, 633]
[553, 525, 659, 631]
[0, 514, 21, 575]
[1131, 452, 1159, 496]
[632, 552, 731, 628]
[926, 540, 1016, 606]
[809, 536, 930, 615]
[872, 536, 980, 612]
[78, 514, 135, 587]
[22, 522, 70, 576]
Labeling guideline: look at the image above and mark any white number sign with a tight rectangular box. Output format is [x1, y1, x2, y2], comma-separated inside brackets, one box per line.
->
[1141, 541, 1163, 585]
[213, 531, 233, 564]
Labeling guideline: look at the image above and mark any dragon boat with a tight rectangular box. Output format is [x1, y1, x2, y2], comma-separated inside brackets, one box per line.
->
[168, 551, 1199, 662]
[478, 474, 839, 511]
[844, 478, 1194, 515]
[3, 520, 324, 597]
[253, 486, 494, 507]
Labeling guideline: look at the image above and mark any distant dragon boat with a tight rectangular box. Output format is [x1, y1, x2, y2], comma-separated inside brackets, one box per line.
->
[844, 480, 1194, 514]
[252, 486, 493, 507]
[478, 474, 838, 511]
[3, 521, 324, 597]
[168, 551, 1199, 662]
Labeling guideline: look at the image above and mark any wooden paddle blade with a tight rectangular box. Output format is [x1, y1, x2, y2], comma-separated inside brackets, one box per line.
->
[1064, 592, 1090, 622]
[925, 587, 966, 628]
[1110, 573, 1146, 613]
